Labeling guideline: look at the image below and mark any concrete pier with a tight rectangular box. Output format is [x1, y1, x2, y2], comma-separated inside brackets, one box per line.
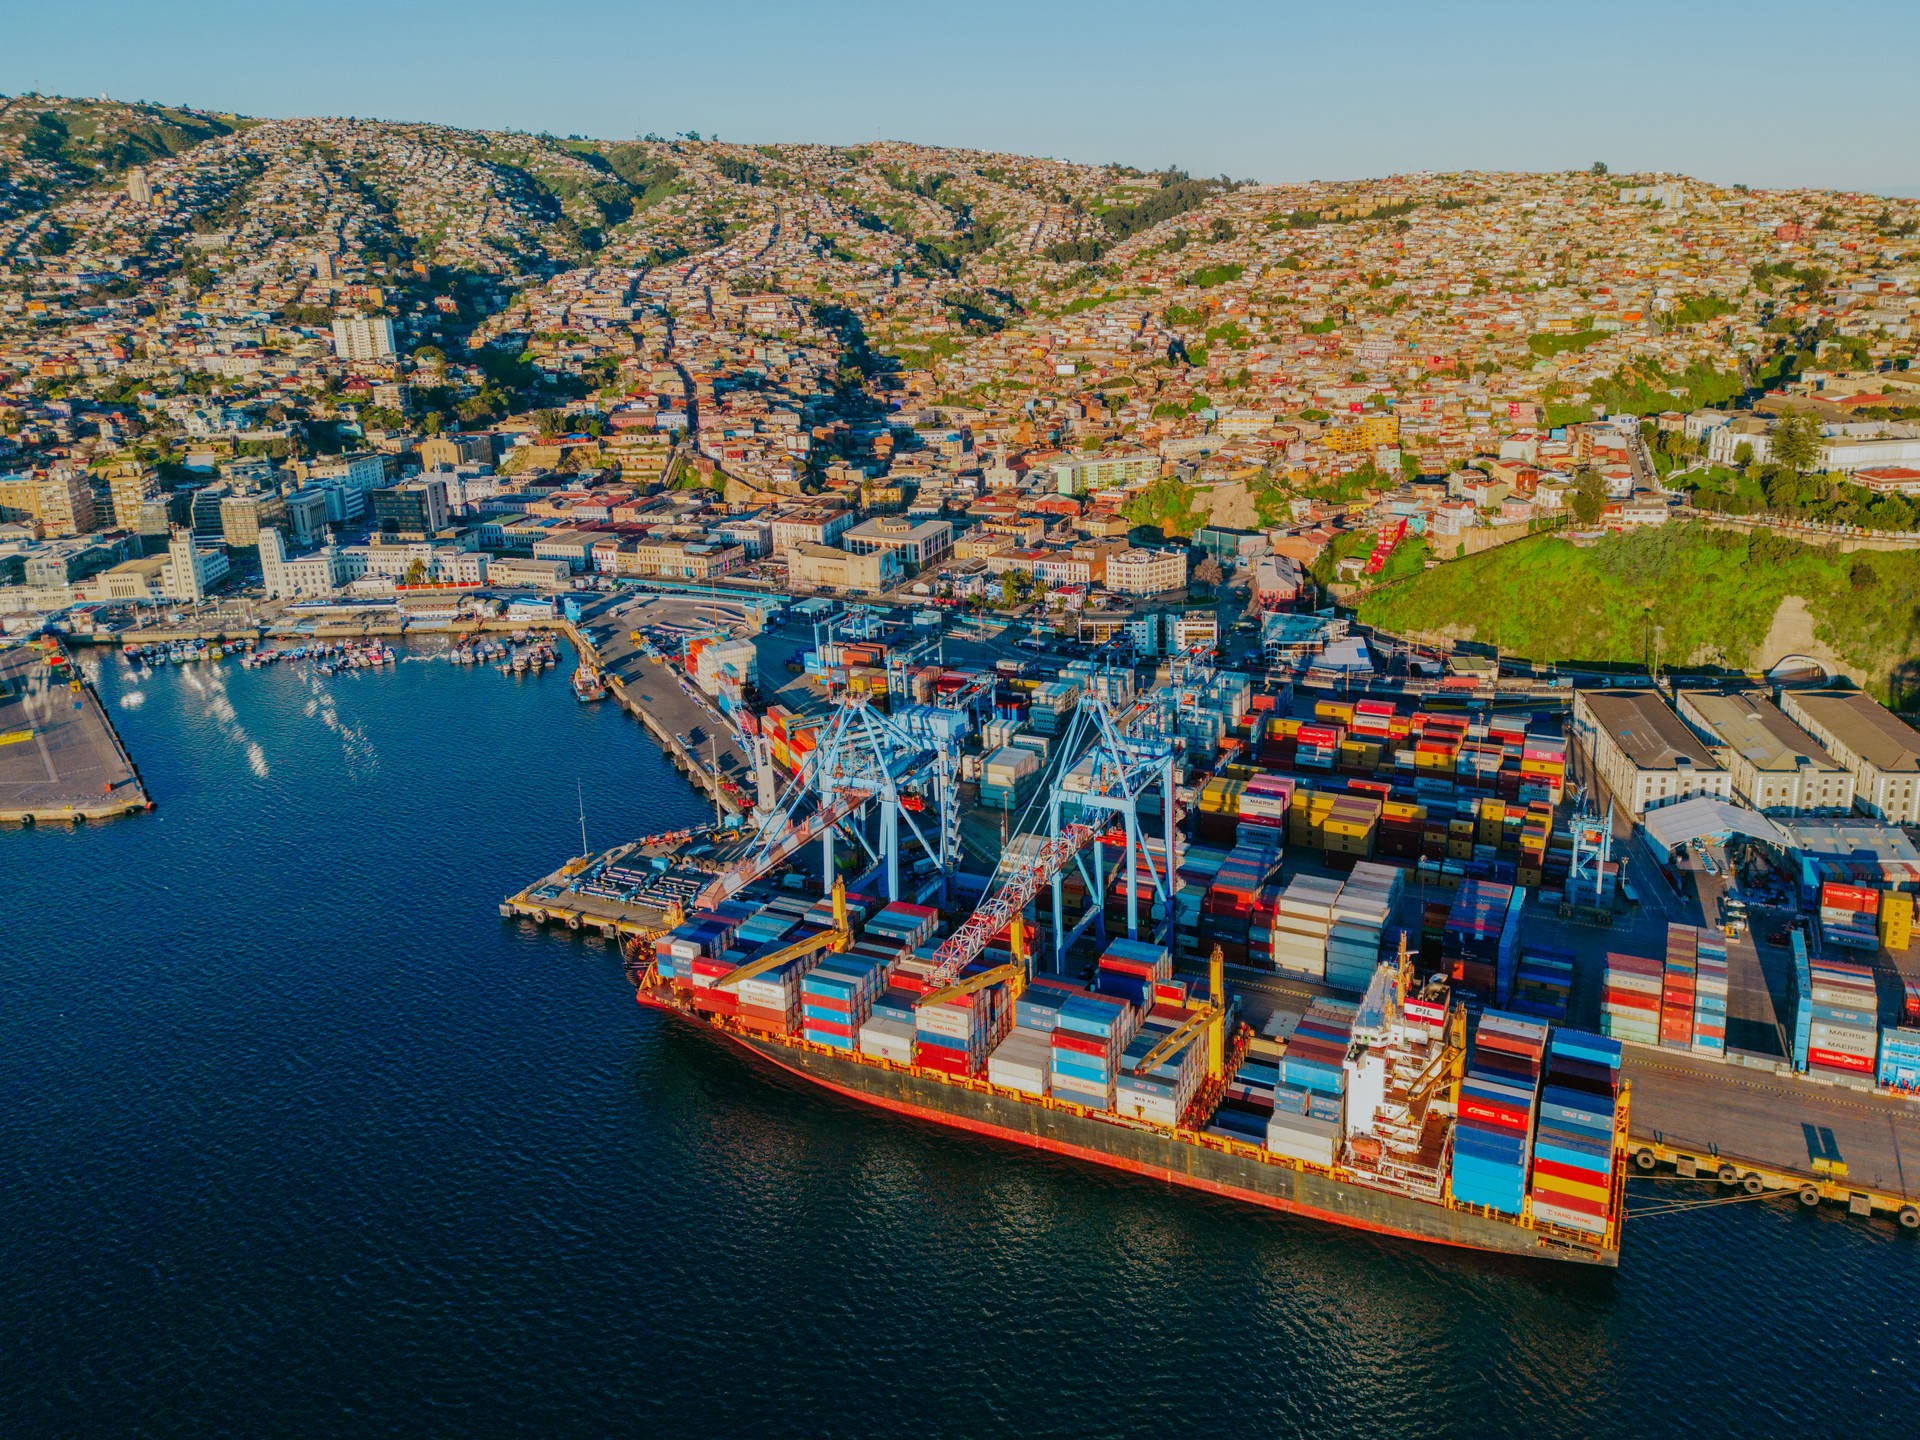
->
[0, 645, 150, 826]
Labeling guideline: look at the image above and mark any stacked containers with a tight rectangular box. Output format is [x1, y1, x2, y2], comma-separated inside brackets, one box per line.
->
[1806, 958, 1880, 1080]
[1450, 1011, 1546, 1216]
[1529, 1028, 1621, 1236]
[801, 950, 894, 1050]
[1117, 1003, 1206, 1126]
[864, 901, 939, 950]
[1265, 1082, 1345, 1166]
[1325, 862, 1401, 993]
[1819, 883, 1880, 952]
[1691, 932, 1728, 1057]
[1660, 926, 1698, 1048]
[980, 746, 1041, 810]
[1273, 873, 1342, 979]
[1204, 839, 1281, 965]
[1095, 938, 1172, 1007]
[860, 985, 917, 1063]
[1277, 998, 1354, 1097]
[1508, 946, 1575, 1021]
[1880, 890, 1913, 952]
[1878, 1026, 1920, 1092]
[1600, 951, 1662, 1045]
[1237, 773, 1293, 847]
[1790, 929, 1814, 1071]
[1050, 992, 1136, 1110]
[987, 1025, 1053, 1096]
[1445, 879, 1513, 1001]
[914, 982, 1011, 1077]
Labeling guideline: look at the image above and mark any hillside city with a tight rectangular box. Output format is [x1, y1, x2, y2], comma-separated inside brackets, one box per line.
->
[4, 94, 1920, 647]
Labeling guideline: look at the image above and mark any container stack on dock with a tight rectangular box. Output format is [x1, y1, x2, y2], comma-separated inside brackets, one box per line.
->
[1507, 946, 1575, 1022]
[1450, 1012, 1546, 1216]
[980, 746, 1041, 811]
[1803, 957, 1880, 1080]
[1819, 883, 1880, 953]
[1272, 873, 1342, 979]
[1599, 951, 1662, 1046]
[1691, 933, 1728, 1058]
[1443, 879, 1522, 1003]
[1203, 839, 1284, 966]
[1880, 890, 1913, 952]
[1527, 1029, 1622, 1237]
[1660, 926, 1698, 1048]
[1325, 862, 1403, 991]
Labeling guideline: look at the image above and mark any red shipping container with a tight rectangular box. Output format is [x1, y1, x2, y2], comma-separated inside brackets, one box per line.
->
[690, 989, 740, 1016]
[735, 1012, 791, 1038]
[915, 1044, 975, 1077]
[1459, 1095, 1532, 1132]
[803, 1016, 855, 1039]
[1530, 1154, 1613, 1190]
[1531, 1186, 1611, 1218]
[1808, 1047, 1873, 1074]
[1050, 1029, 1112, 1059]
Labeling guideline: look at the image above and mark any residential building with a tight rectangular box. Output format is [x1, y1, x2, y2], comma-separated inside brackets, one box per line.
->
[103, 462, 161, 530]
[219, 491, 287, 550]
[1780, 690, 1920, 824]
[38, 469, 97, 538]
[1571, 690, 1733, 819]
[1674, 690, 1854, 815]
[419, 433, 495, 470]
[1105, 547, 1188, 595]
[485, 556, 573, 591]
[331, 314, 397, 362]
[770, 508, 855, 553]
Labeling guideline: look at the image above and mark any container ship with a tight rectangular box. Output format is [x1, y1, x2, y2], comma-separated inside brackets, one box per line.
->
[632, 878, 1628, 1266]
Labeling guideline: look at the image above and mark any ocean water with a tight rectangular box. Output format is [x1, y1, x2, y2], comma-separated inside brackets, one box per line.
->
[2, 648, 1915, 1439]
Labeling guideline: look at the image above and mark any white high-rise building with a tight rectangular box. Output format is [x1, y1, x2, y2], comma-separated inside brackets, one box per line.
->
[259, 526, 347, 600]
[331, 315, 397, 362]
[163, 525, 229, 601]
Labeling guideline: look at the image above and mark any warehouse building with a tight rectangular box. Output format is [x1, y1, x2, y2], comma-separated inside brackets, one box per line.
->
[1780, 689, 1920, 824]
[1674, 689, 1855, 815]
[1571, 689, 1732, 819]
[786, 541, 900, 593]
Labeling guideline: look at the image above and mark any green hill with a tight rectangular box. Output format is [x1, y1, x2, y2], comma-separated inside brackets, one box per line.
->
[1355, 523, 1920, 704]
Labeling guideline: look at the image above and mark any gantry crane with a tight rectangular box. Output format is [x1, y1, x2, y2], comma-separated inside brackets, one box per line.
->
[708, 876, 853, 991]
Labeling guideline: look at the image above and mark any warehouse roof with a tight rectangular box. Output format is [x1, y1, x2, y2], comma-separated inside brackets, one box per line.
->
[1786, 691, 1920, 773]
[1679, 691, 1843, 774]
[1643, 797, 1789, 853]
[1581, 690, 1720, 771]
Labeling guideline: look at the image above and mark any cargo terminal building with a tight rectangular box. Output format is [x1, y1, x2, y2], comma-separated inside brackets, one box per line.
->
[1673, 690, 1855, 816]
[1571, 690, 1732, 819]
[1780, 690, 1920, 824]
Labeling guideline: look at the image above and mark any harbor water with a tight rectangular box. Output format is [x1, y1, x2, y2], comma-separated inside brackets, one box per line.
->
[2, 647, 1915, 1437]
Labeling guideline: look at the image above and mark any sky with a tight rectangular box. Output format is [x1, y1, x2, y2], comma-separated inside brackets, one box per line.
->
[4, 0, 1918, 195]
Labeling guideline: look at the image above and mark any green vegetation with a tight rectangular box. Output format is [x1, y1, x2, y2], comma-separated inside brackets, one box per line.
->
[1313, 529, 1431, 586]
[1184, 262, 1244, 289]
[1528, 329, 1604, 358]
[1356, 523, 1920, 702]
[1121, 477, 1207, 537]
[1667, 294, 1734, 327]
[714, 156, 762, 186]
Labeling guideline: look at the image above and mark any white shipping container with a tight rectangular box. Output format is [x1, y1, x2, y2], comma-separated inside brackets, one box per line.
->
[859, 1017, 914, 1062]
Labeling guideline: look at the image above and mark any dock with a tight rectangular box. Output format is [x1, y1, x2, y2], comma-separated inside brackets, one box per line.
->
[499, 833, 755, 943]
[0, 644, 150, 826]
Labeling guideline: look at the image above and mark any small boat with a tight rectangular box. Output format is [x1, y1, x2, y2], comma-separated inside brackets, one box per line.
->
[573, 666, 607, 702]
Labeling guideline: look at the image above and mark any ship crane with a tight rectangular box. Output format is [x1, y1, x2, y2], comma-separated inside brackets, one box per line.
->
[709, 877, 853, 991]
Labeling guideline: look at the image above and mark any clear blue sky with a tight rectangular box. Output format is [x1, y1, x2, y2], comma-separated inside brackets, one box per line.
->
[5, 0, 1917, 194]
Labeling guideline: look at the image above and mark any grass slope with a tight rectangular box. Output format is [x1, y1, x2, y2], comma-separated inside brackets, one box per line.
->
[1356, 523, 1920, 702]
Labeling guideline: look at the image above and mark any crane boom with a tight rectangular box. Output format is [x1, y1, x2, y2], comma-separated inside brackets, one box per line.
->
[691, 786, 874, 913]
[923, 823, 1114, 991]
[1132, 1006, 1218, 1076]
[711, 878, 851, 990]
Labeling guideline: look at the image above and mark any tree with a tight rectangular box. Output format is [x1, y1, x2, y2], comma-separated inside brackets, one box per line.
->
[533, 408, 567, 440]
[1770, 410, 1822, 477]
[1193, 555, 1224, 593]
[1590, 161, 1609, 176]
[1571, 469, 1607, 525]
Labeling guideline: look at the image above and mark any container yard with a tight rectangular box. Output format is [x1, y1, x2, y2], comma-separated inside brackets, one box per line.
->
[508, 622, 1920, 1253]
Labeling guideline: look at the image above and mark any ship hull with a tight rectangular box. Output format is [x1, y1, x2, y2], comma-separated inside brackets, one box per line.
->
[649, 999, 1617, 1265]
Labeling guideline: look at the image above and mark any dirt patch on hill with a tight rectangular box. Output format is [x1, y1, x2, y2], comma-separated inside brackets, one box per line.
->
[1752, 594, 1868, 686]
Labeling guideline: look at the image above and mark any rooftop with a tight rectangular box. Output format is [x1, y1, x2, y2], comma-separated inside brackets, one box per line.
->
[1680, 690, 1843, 774]
[1581, 690, 1721, 772]
[1788, 691, 1920, 773]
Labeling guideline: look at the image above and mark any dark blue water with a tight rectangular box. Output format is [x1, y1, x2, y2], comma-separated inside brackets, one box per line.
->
[3, 649, 1915, 1438]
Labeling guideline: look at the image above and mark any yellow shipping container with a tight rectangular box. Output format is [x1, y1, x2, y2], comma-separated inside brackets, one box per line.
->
[1518, 867, 1544, 888]
[1316, 701, 1355, 724]
[1447, 840, 1474, 859]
